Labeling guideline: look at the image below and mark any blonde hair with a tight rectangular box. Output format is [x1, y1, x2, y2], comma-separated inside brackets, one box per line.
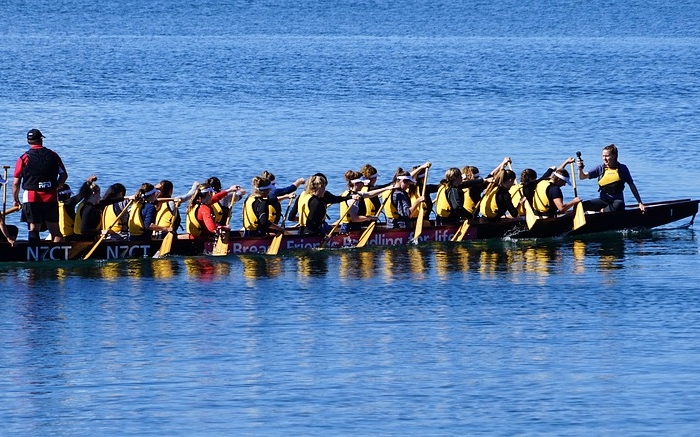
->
[360, 164, 378, 180]
[461, 165, 479, 181]
[441, 167, 461, 186]
[305, 174, 327, 194]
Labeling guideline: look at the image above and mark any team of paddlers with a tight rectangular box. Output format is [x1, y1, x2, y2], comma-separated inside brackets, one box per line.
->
[2, 129, 645, 247]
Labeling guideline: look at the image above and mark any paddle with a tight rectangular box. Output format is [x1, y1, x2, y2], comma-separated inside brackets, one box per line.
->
[84, 199, 134, 260]
[514, 185, 538, 230]
[356, 192, 392, 248]
[0, 167, 17, 245]
[320, 199, 357, 249]
[2, 165, 9, 217]
[1, 206, 20, 217]
[410, 166, 430, 244]
[505, 163, 538, 230]
[573, 152, 586, 230]
[212, 194, 238, 256]
[267, 195, 295, 256]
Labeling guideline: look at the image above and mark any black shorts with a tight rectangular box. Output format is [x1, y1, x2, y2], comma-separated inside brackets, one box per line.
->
[21, 202, 59, 224]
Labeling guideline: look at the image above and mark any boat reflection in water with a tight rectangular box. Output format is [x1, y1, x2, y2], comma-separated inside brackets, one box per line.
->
[0, 231, 672, 284]
[240, 256, 283, 283]
[338, 250, 379, 281]
[296, 253, 329, 284]
[184, 258, 232, 282]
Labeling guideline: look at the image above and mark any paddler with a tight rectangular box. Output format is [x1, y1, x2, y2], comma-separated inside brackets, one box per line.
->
[577, 144, 645, 213]
[242, 176, 284, 236]
[531, 168, 581, 217]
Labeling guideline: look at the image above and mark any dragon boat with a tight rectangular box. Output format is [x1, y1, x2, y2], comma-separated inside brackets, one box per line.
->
[0, 199, 696, 263]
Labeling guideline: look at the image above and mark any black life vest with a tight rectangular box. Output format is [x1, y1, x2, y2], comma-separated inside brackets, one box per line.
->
[21, 147, 60, 191]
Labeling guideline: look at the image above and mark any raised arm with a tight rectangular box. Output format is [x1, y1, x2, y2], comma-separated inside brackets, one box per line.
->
[409, 162, 431, 179]
[557, 157, 575, 171]
[362, 183, 397, 199]
[488, 156, 512, 177]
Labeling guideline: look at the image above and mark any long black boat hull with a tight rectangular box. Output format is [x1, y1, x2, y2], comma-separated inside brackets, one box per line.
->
[0, 199, 696, 262]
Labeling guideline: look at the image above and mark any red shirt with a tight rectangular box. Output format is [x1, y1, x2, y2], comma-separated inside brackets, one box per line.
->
[196, 204, 218, 235]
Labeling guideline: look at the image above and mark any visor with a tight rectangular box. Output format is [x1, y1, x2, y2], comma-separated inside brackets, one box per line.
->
[143, 188, 159, 197]
[553, 172, 571, 185]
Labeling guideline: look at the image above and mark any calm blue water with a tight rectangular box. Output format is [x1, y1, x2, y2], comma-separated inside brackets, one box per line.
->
[2, 0, 700, 435]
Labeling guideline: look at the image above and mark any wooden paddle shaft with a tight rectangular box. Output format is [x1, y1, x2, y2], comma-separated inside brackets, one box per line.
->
[356, 192, 393, 248]
[1, 205, 20, 217]
[2, 166, 9, 216]
[84, 199, 134, 259]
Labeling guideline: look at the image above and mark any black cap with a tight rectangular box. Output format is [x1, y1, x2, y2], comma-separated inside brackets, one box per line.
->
[27, 129, 45, 143]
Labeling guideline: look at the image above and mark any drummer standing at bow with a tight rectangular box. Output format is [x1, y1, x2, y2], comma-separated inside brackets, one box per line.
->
[12, 129, 68, 242]
[577, 144, 645, 213]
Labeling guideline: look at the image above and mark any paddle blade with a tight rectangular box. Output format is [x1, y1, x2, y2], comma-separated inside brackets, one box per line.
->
[451, 220, 470, 242]
[154, 232, 174, 258]
[524, 200, 538, 230]
[573, 203, 586, 230]
[412, 210, 425, 242]
[356, 221, 377, 248]
[267, 232, 283, 255]
[212, 231, 230, 256]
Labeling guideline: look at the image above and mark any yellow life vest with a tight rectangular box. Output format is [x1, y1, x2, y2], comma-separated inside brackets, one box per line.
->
[360, 185, 379, 216]
[186, 205, 203, 237]
[435, 184, 452, 218]
[339, 190, 354, 224]
[58, 201, 74, 238]
[242, 196, 278, 230]
[155, 201, 175, 228]
[479, 188, 500, 219]
[532, 180, 553, 214]
[598, 167, 624, 193]
[73, 202, 86, 235]
[211, 200, 225, 224]
[101, 204, 124, 233]
[382, 189, 399, 220]
[297, 192, 313, 227]
[409, 189, 427, 219]
[462, 187, 479, 214]
[128, 201, 146, 237]
[509, 183, 525, 216]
